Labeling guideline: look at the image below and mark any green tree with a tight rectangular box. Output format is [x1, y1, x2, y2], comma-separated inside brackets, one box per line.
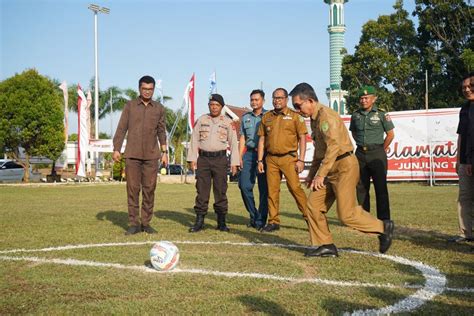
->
[0, 69, 65, 182]
[341, 0, 421, 112]
[414, 0, 474, 107]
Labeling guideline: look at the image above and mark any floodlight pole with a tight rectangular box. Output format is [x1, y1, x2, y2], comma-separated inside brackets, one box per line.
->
[88, 4, 109, 176]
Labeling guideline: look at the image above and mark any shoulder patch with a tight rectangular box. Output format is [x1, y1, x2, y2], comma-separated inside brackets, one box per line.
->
[320, 121, 329, 133]
[385, 113, 392, 122]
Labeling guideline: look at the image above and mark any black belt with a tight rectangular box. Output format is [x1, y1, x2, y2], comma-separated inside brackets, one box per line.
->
[336, 151, 353, 161]
[246, 146, 257, 151]
[199, 150, 226, 158]
[357, 144, 383, 151]
[268, 151, 297, 157]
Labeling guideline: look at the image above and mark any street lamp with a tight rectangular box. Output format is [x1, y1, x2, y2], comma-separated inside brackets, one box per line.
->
[88, 3, 109, 176]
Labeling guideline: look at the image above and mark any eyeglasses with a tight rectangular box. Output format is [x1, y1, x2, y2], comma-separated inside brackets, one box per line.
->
[272, 96, 287, 100]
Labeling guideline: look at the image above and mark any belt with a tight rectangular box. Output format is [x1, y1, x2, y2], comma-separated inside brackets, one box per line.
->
[357, 144, 383, 151]
[336, 151, 353, 161]
[246, 146, 257, 152]
[198, 150, 226, 158]
[268, 151, 297, 157]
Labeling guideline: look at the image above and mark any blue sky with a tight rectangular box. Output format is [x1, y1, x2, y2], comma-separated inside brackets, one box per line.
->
[1, 0, 417, 135]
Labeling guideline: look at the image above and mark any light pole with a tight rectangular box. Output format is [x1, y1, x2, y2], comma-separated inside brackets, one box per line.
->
[88, 3, 109, 176]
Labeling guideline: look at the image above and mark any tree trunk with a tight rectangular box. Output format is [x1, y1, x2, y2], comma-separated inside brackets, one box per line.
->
[24, 153, 30, 183]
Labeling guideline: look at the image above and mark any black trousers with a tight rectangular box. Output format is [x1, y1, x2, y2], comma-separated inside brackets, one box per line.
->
[194, 155, 228, 215]
[355, 146, 391, 220]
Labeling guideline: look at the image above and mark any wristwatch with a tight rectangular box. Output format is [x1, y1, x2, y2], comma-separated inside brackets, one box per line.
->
[162, 150, 168, 154]
[257, 160, 263, 163]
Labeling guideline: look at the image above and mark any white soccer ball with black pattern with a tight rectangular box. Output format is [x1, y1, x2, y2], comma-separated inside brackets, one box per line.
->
[150, 241, 180, 271]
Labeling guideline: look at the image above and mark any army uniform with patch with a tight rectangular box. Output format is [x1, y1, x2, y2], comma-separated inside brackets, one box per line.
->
[350, 104, 395, 220]
[188, 114, 239, 217]
[307, 103, 384, 246]
[257, 107, 308, 225]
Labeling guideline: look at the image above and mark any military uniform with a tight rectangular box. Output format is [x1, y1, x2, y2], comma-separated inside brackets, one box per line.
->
[350, 104, 394, 220]
[239, 110, 268, 228]
[257, 107, 308, 225]
[187, 114, 239, 218]
[307, 103, 384, 246]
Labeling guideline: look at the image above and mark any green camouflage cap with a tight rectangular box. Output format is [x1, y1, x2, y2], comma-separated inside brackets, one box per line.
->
[357, 85, 376, 97]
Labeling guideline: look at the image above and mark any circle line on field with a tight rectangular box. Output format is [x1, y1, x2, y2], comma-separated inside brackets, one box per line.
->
[0, 240, 453, 315]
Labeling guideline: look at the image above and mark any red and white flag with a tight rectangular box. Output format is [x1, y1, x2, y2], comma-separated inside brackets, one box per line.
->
[76, 85, 89, 177]
[184, 74, 195, 132]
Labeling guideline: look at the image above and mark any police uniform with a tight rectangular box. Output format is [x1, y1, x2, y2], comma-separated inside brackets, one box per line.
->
[349, 89, 395, 220]
[306, 102, 385, 246]
[257, 106, 308, 226]
[187, 107, 239, 230]
[239, 110, 268, 229]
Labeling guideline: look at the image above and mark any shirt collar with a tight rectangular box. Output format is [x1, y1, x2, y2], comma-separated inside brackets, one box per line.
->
[311, 102, 323, 120]
[138, 97, 156, 107]
[272, 107, 290, 116]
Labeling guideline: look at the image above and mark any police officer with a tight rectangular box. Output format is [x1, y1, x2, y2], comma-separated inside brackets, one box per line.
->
[239, 89, 268, 229]
[257, 88, 308, 232]
[289, 82, 394, 257]
[349, 86, 395, 221]
[187, 94, 239, 232]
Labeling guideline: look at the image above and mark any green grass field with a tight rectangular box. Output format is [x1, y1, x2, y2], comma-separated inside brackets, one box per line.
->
[0, 182, 473, 315]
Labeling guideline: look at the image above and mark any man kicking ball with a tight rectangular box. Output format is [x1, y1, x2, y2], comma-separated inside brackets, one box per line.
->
[289, 83, 394, 257]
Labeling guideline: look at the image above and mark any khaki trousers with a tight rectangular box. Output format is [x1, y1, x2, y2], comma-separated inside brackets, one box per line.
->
[457, 164, 474, 239]
[307, 155, 384, 245]
[125, 158, 158, 226]
[265, 154, 308, 225]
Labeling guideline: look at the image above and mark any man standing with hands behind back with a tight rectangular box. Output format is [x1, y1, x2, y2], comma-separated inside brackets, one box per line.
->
[187, 94, 239, 233]
[113, 75, 168, 235]
[349, 86, 395, 221]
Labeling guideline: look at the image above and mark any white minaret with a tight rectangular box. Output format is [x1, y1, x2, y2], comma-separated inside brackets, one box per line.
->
[324, 0, 348, 114]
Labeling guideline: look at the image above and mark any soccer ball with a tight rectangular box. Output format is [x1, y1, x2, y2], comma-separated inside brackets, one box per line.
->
[150, 241, 180, 271]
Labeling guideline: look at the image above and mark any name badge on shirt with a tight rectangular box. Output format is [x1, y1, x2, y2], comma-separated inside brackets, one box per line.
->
[283, 116, 293, 120]
[370, 116, 380, 123]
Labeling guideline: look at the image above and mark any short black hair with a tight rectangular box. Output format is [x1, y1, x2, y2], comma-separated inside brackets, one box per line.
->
[272, 88, 288, 98]
[289, 82, 319, 102]
[139, 75, 156, 87]
[250, 89, 265, 99]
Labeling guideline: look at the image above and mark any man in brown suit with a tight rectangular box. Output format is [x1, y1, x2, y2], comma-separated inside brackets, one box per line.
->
[289, 82, 394, 257]
[113, 75, 168, 235]
[257, 88, 309, 232]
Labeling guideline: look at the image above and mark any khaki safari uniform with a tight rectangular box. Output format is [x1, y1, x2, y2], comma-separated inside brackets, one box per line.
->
[307, 103, 384, 246]
[350, 105, 395, 220]
[113, 98, 167, 227]
[257, 107, 308, 225]
[187, 114, 239, 215]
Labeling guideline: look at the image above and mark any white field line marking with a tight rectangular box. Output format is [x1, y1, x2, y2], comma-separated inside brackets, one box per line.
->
[0, 240, 461, 315]
[0, 255, 408, 290]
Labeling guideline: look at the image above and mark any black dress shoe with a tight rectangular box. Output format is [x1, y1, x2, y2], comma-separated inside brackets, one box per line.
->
[142, 225, 157, 234]
[304, 244, 338, 257]
[379, 220, 394, 253]
[261, 223, 280, 232]
[125, 225, 142, 235]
